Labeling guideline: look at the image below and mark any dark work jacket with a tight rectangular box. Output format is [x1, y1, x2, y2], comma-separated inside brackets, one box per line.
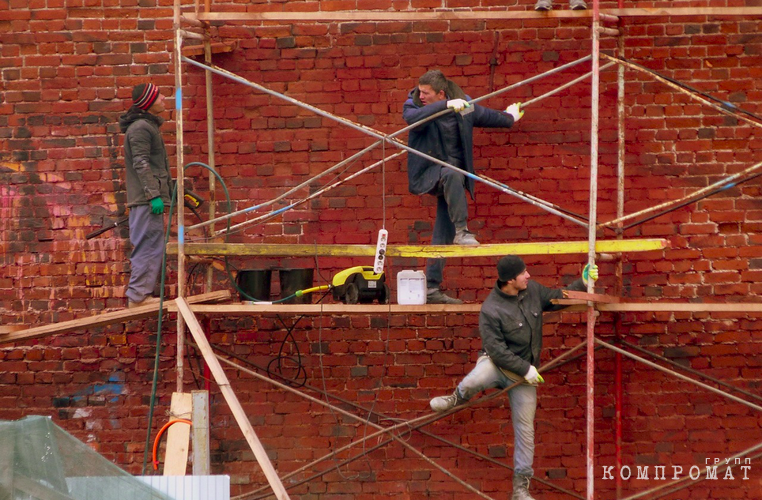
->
[479, 278, 587, 377]
[402, 83, 515, 199]
[118, 107, 172, 208]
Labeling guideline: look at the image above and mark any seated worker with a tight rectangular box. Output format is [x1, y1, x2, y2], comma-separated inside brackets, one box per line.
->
[429, 255, 598, 500]
[402, 69, 525, 304]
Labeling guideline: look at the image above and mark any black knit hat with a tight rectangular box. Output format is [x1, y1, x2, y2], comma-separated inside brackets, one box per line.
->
[132, 83, 160, 110]
[497, 255, 526, 282]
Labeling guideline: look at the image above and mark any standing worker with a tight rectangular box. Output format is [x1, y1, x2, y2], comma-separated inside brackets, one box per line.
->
[118, 83, 171, 308]
[429, 255, 598, 500]
[403, 70, 525, 304]
[534, 0, 587, 10]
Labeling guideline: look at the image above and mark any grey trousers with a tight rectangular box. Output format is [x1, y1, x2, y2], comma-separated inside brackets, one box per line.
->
[456, 355, 538, 477]
[126, 204, 165, 303]
[426, 167, 469, 289]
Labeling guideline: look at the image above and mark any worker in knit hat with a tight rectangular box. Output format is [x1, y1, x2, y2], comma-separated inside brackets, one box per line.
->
[118, 83, 171, 308]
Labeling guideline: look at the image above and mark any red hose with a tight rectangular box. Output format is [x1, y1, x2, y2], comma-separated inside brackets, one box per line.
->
[152, 419, 193, 471]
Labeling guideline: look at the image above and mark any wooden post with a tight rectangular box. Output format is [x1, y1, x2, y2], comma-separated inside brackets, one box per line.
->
[164, 392, 192, 476]
[175, 298, 291, 500]
[192, 390, 211, 475]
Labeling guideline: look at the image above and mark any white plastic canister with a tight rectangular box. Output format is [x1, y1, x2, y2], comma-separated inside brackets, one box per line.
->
[396, 270, 427, 305]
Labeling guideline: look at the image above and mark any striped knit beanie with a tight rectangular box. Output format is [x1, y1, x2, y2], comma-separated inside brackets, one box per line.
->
[132, 83, 160, 111]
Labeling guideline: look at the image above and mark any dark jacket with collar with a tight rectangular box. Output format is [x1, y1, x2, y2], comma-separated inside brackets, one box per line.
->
[402, 80, 515, 198]
[119, 107, 172, 208]
[479, 278, 587, 377]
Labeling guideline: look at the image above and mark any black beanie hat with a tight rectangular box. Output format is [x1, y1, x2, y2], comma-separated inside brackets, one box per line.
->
[132, 83, 160, 110]
[497, 255, 526, 282]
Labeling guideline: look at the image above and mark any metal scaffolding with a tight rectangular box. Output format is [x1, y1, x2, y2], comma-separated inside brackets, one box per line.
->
[168, 2, 762, 499]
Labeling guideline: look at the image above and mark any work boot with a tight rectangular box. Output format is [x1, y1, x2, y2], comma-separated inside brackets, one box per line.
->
[512, 474, 536, 500]
[569, 0, 587, 10]
[427, 289, 463, 305]
[534, 0, 552, 10]
[453, 228, 479, 246]
[430, 389, 466, 412]
[128, 296, 161, 309]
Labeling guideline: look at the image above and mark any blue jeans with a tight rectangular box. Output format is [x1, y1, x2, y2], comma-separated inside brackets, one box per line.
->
[126, 204, 165, 303]
[456, 355, 537, 477]
[425, 168, 469, 289]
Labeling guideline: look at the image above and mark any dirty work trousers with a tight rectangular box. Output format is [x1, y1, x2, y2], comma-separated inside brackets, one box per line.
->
[126, 204, 165, 303]
[425, 167, 469, 289]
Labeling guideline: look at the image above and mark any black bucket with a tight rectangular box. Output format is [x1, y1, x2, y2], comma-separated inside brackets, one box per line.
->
[279, 268, 314, 304]
[236, 270, 272, 301]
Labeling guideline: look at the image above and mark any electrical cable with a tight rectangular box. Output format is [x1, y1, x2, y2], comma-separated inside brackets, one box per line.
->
[140, 184, 177, 475]
[142, 161, 232, 475]
[269, 315, 308, 388]
[151, 419, 193, 471]
[315, 251, 371, 480]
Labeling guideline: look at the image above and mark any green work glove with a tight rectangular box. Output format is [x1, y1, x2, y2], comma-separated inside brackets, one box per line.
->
[149, 196, 164, 214]
[582, 263, 599, 285]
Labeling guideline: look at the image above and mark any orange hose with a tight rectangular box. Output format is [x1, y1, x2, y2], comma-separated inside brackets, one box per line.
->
[152, 419, 193, 471]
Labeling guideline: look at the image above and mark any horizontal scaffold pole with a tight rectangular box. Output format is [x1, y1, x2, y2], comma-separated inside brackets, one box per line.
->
[187, 7, 762, 22]
[167, 238, 667, 258]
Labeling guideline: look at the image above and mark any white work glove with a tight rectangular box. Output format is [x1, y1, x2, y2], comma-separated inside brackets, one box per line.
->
[524, 365, 545, 385]
[447, 98, 471, 113]
[505, 102, 525, 122]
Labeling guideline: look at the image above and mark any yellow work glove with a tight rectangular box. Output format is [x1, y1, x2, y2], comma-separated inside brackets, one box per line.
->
[505, 102, 525, 122]
[447, 98, 471, 113]
[582, 263, 599, 285]
[524, 365, 545, 385]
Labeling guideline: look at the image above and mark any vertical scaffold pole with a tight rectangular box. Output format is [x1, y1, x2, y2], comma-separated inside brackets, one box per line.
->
[203, 4, 216, 393]
[615, 2, 626, 497]
[173, 0, 187, 393]
[587, 0, 602, 498]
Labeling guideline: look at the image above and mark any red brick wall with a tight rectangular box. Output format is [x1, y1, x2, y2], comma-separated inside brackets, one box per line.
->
[1, 1, 761, 498]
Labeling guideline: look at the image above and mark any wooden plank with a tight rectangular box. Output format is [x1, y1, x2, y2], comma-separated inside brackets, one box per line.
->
[563, 290, 621, 303]
[182, 41, 237, 57]
[191, 390, 211, 476]
[164, 393, 193, 476]
[175, 298, 291, 500]
[552, 299, 589, 306]
[168, 238, 668, 258]
[190, 303, 482, 315]
[188, 301, 762, 315]
[598, 303, 762, 313]
[0, 290, 231, 345]
[188, 7, 762, 22]
[0, 325, 25, 334]
[610, 7, 762, 17]
[192, 10, 590, 21]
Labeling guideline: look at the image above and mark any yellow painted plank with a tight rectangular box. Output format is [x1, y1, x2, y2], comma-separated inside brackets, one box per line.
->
[168, 239, 667, 258]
